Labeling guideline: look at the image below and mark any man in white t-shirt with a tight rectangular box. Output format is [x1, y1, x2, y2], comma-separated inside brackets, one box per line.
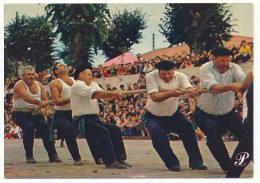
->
[145, 60, 207, 172]
[71, 64, 132, 169]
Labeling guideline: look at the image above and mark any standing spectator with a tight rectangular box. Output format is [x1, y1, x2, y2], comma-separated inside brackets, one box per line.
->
[199, 51, 209, 65]
[117, 64, 125, 75]
[137, 62, 144, 74]
[143, 61, 153, 73]
[133, 62, 139, 74]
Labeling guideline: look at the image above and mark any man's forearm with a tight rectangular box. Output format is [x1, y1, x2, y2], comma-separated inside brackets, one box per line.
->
[54, 98, 70, 106]
[92, 91, 117, 99]
[209, 84, 233, 94]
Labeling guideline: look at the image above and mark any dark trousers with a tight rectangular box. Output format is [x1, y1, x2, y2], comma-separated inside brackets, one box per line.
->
[226, 82, 253, 177]
[53, 110, 81, 161]
[12, 112, 57, 159]
[146, 110, 203, 170]
[74, 115, 127, 165]
[195, 107, 243, 171]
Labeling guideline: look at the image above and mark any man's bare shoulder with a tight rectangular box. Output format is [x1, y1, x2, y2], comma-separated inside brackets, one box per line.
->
[49, 79, 62, 88]
[13, 80, 24, 90]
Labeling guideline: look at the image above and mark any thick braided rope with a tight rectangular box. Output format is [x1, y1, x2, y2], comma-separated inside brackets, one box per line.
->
[122, 88, 209, 95]
[12, 100, 54, 115]
[11, 88, 208, 115]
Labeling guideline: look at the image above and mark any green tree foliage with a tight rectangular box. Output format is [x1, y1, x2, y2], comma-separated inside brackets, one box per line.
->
[102, 9, 147, 59]
[5, 13, 55, 72]
[160, 3, 236, 53]
[45, 4, 110, 66]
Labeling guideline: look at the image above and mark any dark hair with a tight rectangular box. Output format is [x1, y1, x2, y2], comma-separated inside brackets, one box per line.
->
[126, 112, 133, 117]
[52, 62, 60, 77]
[155, 60, 175, 71]
[74, 64, 92, 80]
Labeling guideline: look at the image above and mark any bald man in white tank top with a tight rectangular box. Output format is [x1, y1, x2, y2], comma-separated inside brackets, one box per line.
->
[50, 62, 84, 165]
[12, 66, 62, 164]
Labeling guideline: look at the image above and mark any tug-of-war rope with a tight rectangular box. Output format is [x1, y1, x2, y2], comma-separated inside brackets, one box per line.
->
[12, 88, 209, 116]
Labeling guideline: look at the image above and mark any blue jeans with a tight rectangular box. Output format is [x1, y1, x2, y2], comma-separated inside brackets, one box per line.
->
[195, 107, 243, 171]
[12, 112, 57, 159]
[53, 110, 81, 161]
[146, 110, 203, 170]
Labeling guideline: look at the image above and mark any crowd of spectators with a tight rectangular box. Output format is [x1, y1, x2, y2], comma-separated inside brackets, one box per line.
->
[4, 40, 252, 140]
[91, 40, 253, 79]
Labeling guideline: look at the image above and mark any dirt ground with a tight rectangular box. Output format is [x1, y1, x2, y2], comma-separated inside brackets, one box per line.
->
[4, 138, 253, 179]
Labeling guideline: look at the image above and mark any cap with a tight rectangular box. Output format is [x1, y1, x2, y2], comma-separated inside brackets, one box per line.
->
[211, 47, 232, 57]
[155, 60, 175, 70]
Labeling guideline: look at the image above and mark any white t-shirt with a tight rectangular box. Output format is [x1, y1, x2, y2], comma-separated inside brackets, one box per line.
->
[146, 70, 192, 116]
[71, 80, 102, 117]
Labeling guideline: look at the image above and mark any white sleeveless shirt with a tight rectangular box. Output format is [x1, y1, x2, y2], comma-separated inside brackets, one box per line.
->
[13, 80, 41, 109]
[55, 77, 75, 111]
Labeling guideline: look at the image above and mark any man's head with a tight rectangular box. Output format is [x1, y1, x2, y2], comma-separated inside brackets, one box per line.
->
[53, 62, 68, 77]
[155, 60, 175, 83]
[211, 47, 232, 74]
[22, 66, 36, 84]
[74, 64, 93, 84]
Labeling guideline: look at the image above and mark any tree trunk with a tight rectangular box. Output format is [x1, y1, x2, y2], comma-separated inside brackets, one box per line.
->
[71, 28, 83, 63]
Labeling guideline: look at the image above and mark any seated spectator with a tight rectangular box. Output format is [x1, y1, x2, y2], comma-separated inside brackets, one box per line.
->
[230, 46, 241, 63]
[190, 75, 198, 87]
[126, 63, 137, 75]
[176, 56, 183, 69]
[237, 40, 251, 62]
[236, 92, 243, 104]
[179, 57, 193, 69]
[120, 84, 125, 91]
[247, 42, 253, 62]
[234, 99, 243, 114]
[105, 114, 114, 125]
[179, 100, 189, 114]
[194, 55, 201, 67]
[137, 73, 146, 89]
[154, 56, 162, 63]
[107, 64, 117, 76]
[5, 123, 22, 139]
